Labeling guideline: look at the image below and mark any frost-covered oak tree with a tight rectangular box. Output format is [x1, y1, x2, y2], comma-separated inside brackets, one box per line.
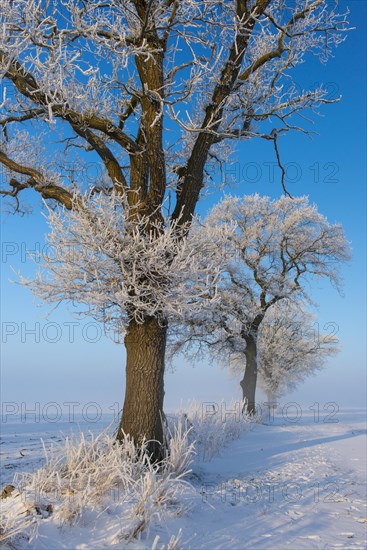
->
[19, 193, 226, 452]
[171, 195, 350, 413]
[235, 299, 338, 402]
[0, 0, 349, 454]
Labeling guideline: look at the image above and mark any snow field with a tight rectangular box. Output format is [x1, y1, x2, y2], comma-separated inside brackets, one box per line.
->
[0, 407, 365, 549]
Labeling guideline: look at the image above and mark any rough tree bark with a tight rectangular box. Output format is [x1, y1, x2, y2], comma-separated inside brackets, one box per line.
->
[240, 335, 258, 415]
[117, 317, 167, 459]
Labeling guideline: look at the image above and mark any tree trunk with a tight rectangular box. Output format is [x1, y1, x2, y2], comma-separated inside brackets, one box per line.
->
[117, 317, 167, 462]
[240, 335, 257, 415]
[266, 389, 277, 404]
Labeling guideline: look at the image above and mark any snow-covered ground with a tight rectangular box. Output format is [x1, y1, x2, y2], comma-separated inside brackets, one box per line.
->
[178, 409, 367, 549]
[1, 415, 115, 487]
[1, 408, 366, 549]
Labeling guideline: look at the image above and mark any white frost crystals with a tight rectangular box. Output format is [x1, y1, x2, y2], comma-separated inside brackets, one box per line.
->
[256, 299, 339, 401]
[207, 193, 351, 301]
[20, 193, 230, 332]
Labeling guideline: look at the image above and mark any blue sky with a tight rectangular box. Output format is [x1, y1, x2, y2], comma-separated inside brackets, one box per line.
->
[1, 1, 366, 422]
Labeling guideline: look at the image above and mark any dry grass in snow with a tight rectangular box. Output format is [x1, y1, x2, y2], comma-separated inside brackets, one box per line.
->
[0, 402, 253, 548]
[170, 399, 256, 462]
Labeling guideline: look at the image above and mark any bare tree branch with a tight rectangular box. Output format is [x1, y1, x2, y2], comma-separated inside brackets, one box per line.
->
[0, 149, 75, 209]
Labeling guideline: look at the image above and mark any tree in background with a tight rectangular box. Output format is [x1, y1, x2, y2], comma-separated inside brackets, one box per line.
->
[171, 195, 350, 414]
[231, 299, 339, 403]
[0, 0, 348, 455]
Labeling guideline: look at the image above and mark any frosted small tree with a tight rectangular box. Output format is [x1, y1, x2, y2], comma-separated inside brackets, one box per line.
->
[0, 0, 349, 453]
[231, 299, 339, 403]
[171, 195, 350, 414]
